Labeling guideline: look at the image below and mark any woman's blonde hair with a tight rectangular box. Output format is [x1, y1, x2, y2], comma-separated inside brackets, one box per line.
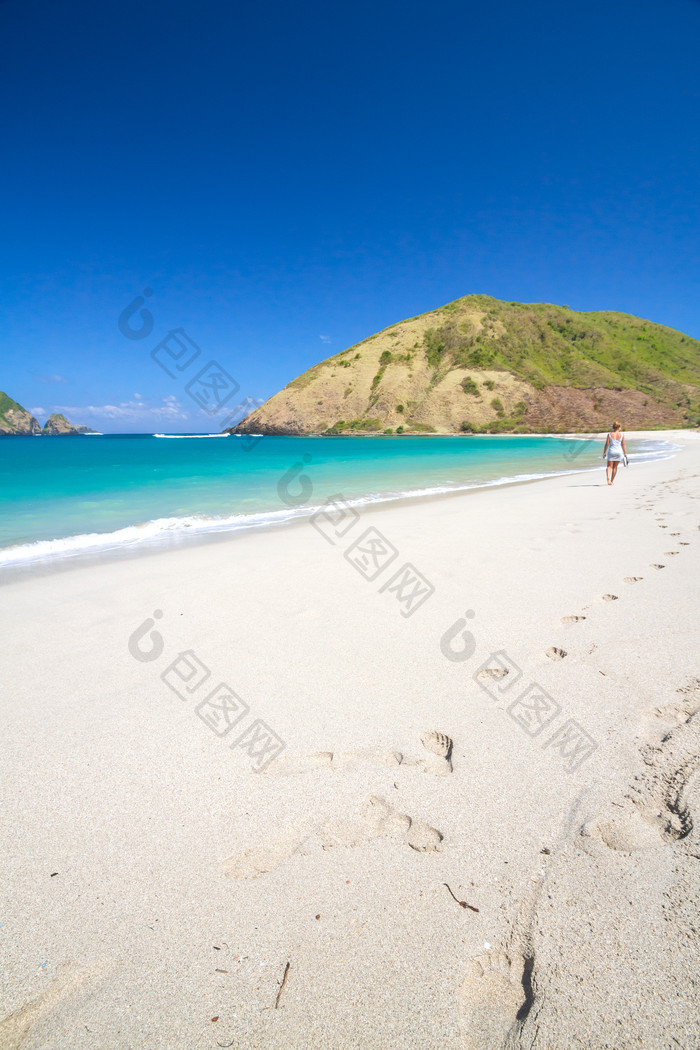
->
[611, 421, 621, 431]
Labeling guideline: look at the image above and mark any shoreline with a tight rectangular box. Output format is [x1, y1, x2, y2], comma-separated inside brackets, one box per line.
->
[0, 430, 689, 582]
[3, 426, 694, 438]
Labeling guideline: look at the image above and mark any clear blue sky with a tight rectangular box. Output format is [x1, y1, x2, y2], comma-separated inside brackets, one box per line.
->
[1, 0, 699, 432]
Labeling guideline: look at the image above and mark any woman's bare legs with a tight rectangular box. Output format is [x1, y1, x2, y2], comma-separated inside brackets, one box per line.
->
[606, 460, 620, 484]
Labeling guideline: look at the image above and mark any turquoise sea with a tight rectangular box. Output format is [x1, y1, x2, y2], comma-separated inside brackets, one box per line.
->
[0, 433, 676, 568]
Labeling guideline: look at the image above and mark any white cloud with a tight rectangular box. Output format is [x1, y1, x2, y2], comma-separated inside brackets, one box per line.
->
[319, 334, 331, 344]
[37, 374, 67, 384]
[34, 392, 268, 431]
[53, 397, 191, 423]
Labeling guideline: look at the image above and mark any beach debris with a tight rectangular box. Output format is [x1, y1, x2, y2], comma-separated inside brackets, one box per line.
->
[602, 594, 618, 601]
[50, 872, 59, 877]
[545, 647, 567, 661]
[623, 577, 643, 583]
[679, 542, 690, 545]
[651, 564, 665, 569]
[664, 552, 679, 556]
[215, 969, 229, 973]
[211, 1016, 219, 1022]
[407, 821, 443, 851]
[275, 961, 290, 1009]
[315, 914, 320, 920]
[444, 883, 479, 912]
[561, 615, 585, 623]
[540, 847, 551, 855]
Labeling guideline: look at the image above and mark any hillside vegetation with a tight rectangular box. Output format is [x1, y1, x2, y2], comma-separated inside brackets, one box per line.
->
[0, 392, 94, 435]
[0, 391, 42, 435]
[228, 295, 700, 435]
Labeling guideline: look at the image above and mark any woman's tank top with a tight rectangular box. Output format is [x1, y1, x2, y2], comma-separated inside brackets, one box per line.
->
[608, 432, 623, 459]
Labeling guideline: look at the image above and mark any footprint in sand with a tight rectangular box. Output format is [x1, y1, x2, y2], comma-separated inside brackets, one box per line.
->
[623, 577, 643, 583]
[476, 667, 509, 681]
[594, 683, 700, 856]
[0, 963, 107, 1050]
[581, 809, 663, 852]
[545, 647, 567, 661]
[221, 825, 311, 880]
[419, 731, 454, 775]
[222, 796, 443, 879]
[602, 594, 619, 602]
[658, 756, 700, 845]
[650, 564, 665, 570]
[320, 795, 443, 852]
[459, 948, 534, 1050]
[679, 542, 690, 546]
[561, 615, 585, 623]
[263, 752, 336, 775]
[264, 732, 453, 777]
[646, 695, 700, 727]
[664, 552, 680, 556]
[614, 761, 699, 851]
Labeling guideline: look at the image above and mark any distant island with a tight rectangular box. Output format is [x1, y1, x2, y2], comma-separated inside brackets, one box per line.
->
[0, 392, 97, 435]
[225, 294, 700, 435]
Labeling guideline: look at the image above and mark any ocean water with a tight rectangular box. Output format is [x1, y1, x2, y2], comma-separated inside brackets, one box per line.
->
[0, 433, 676, 568]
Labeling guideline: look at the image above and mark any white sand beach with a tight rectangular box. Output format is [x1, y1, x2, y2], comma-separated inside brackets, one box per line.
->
[1, 431, 699, 1049]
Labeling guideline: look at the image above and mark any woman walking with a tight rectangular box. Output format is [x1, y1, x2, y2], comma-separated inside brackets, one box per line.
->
[602, 423, 627, 485]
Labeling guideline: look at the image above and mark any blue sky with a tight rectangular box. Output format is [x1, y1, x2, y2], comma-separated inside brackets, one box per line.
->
[1, 0, 699, 433]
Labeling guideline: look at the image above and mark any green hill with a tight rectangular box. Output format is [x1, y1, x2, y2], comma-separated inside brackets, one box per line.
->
[0, 391, 42, 435]
[43, 412, 95, 434]
[228, 295, 700, 435]
[0, 392, 95, 435]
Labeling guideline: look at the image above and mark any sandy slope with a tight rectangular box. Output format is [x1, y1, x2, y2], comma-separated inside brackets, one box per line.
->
[1, 432, 699, 1049]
